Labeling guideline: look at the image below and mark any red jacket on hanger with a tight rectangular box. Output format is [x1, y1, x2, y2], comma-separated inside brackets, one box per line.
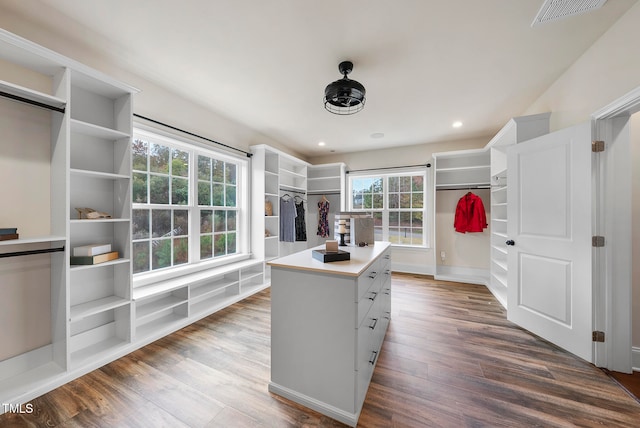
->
[454, 192, 487, 233]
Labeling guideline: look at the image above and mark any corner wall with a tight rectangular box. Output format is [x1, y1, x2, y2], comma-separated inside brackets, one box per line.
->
[524, 2, 640, 132]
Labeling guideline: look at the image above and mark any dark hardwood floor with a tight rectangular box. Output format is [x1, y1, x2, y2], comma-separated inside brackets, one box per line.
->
[2, 273, 640, 427]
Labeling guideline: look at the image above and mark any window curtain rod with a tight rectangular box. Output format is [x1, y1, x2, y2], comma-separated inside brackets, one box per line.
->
[133, 113, 252, 158]
[346, 163, 431, 174]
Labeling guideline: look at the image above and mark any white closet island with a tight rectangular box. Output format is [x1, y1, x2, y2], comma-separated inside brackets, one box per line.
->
[268, 242, 391, 427]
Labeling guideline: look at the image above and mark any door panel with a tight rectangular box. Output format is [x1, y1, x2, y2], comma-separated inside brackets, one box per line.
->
[519, 144, 570, 238]
[519, 254, 571, 324]
[507, 122, 592, 362]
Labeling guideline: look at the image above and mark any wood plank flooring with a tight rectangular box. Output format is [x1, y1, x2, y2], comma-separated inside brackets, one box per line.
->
[2, 273, 640, 427]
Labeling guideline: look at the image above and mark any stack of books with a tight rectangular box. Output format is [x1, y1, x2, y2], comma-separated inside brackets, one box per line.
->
[70, 243, 118, 265]
[0, 228, 19, 241]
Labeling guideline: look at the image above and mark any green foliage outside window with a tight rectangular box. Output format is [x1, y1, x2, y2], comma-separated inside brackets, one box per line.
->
[132, 136, 240, 274]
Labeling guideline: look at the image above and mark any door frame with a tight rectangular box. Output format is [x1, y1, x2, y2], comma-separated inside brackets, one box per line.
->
[592, 85, 640, 372]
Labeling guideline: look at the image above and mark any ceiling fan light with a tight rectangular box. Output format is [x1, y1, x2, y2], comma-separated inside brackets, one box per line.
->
[323, 61, 366, 115]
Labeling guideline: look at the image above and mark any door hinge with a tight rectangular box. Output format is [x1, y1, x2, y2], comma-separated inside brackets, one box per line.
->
[592, 236, 605, 247]
[592, 331, 605, 342]
[592, 140, 605, 152]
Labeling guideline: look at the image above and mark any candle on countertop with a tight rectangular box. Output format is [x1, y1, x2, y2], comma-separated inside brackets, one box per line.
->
[338, 220, 346, 234]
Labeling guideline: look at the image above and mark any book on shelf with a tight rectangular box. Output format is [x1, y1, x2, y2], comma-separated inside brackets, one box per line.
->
[0, 233, 19, 241]
[70, 251, 119, 265]
[0, 228, 18, 235]
[73, 243, 112, 257]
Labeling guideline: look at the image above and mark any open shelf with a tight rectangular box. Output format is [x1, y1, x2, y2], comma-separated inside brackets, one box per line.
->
[0, 78, 66, 111]
[191, 278, 239, 301]
[136, 295, 187, 321]
[70, 118, 130, 140]
[0, 235, 66, 247]
[70, 168, 129, 180]
[70, 296, 129, 321]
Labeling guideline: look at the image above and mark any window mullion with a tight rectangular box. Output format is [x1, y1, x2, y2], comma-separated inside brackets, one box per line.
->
[190, 150, 199, 264]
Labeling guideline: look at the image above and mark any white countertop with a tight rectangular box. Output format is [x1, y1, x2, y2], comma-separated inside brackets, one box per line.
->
[267, 241, 390, 277]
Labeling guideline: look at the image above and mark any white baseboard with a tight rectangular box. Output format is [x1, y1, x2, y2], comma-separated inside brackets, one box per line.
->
[391, 262, 435, 276]
[434, 265, 490, 286]
[268, 382, 358, 427]
[633, 346, 640, 372]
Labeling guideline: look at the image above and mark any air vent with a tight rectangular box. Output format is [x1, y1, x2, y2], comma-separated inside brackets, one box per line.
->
[532, 0, 608, 26]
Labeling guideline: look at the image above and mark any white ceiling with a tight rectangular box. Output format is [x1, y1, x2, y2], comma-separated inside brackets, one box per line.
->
[3, 0, 637, 156]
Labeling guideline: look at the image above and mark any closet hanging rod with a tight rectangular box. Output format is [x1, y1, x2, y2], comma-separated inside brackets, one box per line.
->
[435, 185, 491, 191]
[279, 188, 306, 194]
[347, 163, 431, 174]
[0, 245, 65, 259]
[307, 191, 341, 195]
[0, 90, 66, 113]
[133, 113, 252, 158]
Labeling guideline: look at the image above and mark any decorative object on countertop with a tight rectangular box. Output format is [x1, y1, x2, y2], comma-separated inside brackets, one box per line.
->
[325, 240, 339, 252]
[338, 220, 347, 246]
[265, 199, 273, 216]
[312, 249, 350, 263]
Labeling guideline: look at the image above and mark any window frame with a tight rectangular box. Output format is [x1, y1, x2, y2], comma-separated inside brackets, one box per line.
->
[347, 168, 429, 248]
[132, 127, 250, 285]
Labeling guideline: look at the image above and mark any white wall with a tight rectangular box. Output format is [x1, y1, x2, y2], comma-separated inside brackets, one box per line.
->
[436, 188, 491, 270]
[0, 96, 52, 360]
[524, 2, 640, 132]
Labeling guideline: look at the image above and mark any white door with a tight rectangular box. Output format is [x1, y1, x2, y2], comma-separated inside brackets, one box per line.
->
[507, 122, 593, 362]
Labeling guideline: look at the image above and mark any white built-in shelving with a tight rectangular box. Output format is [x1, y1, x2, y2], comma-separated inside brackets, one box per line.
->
[251, 144, 311, 268]
[433, 149, 491, 190]
[485, 112, 551, 308]
[307, 163, 345, 195]
[0, 29, 270, 411]
[0, 27, 138, 406]
[432, 148, 491, 285]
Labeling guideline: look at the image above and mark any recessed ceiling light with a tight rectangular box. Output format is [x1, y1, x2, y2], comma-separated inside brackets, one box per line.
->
[318, 141, 326, 146]
[371, 132, 384, 139]
[452, 121, 463, 128]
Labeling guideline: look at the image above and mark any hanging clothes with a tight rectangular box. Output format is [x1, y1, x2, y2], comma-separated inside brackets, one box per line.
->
[454, 192, 487, 233]
[317, 196, 330, 238]
[295, 200, 307, 241]
[280, 195, 296, 242]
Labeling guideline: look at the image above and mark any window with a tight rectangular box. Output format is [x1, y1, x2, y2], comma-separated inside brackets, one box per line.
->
[349, 171, 427, 247]
[132, 129, 247, 275]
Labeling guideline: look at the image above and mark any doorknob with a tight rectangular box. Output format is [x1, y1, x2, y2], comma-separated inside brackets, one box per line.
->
[505, 240, 515, 246]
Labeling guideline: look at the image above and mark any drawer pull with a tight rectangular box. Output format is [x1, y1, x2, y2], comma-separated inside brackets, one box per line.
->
[368, 271, 377, 279]
[369, 317, 378, 330]
[385, 270, 391, 275]
[384, 254, 390, 259]
[369, 350, 378, 365]
[368, 291, 378, 301]
[383, 288, 391, 296]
